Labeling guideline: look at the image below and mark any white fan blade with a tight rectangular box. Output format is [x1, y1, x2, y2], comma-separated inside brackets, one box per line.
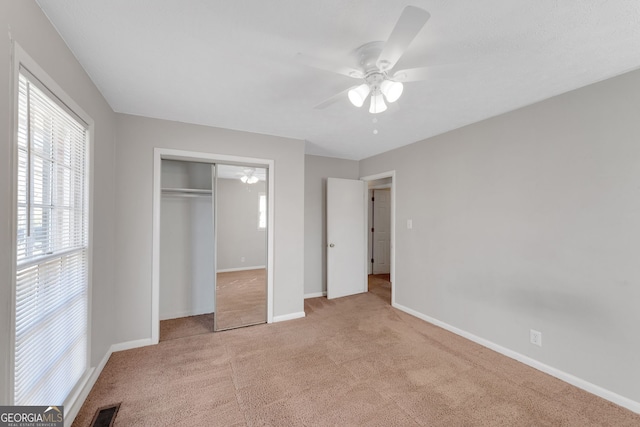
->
[314, 86, 356, 109]
[377, 6, 430, 72]
[393, 64, 466, 82]
[392, 67, 431, 82]
[295, 53, 364, 79]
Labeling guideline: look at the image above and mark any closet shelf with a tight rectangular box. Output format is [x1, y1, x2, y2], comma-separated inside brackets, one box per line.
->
[161, 187, 212, 196]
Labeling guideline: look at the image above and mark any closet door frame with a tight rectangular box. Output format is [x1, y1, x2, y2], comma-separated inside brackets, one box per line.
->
[151, 148, 274, 344]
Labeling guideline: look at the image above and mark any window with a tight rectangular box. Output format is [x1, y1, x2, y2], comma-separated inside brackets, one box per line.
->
[14, 68, 89, 406]
[258, 193, 267, 229]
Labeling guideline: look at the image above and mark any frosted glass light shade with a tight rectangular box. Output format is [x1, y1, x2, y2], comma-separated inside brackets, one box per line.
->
[380, 80, 403, 103]
[369, 93, 387, 114]
[348, 84, 371, 107]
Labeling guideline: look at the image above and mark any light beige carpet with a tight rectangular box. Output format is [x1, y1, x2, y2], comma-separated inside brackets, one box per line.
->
[73, 289, 640, 426]
[159, 269, 267, 341]
[160, 313, 214, 342]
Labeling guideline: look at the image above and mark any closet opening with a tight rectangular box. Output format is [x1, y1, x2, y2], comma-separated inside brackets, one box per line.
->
[151, 149, 274, 344]
[159, 160, 215, 341]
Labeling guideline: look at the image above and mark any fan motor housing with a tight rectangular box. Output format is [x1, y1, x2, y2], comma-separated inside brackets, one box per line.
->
[352, 41, 386, 74]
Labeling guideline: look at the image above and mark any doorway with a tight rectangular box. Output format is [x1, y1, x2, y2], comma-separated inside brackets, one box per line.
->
[368, 186, 391, 304]
[325, 172, 395, 304]
[151, 148, 274, 344]
[362, 172, 395, 306]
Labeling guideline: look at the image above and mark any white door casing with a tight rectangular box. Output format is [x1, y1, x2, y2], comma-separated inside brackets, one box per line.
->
[327, 178, 367, 299]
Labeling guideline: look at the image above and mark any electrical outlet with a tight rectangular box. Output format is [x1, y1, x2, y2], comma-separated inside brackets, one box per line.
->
[240, 257, 245, 262]
[530, 329, 542, 347]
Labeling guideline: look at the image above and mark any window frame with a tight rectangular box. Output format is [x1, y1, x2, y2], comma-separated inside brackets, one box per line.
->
[9, 42, 95, 407]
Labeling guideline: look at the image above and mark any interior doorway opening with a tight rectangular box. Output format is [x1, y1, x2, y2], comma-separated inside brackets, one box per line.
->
[362, 172, 395, 306]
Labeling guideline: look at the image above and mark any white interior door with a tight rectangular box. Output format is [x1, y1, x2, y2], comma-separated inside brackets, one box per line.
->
[327, 178, 367, 299]
[372, 189, 391, 274]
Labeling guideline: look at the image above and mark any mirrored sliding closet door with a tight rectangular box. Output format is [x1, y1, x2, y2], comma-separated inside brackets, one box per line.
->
[214, 164, 268, 331]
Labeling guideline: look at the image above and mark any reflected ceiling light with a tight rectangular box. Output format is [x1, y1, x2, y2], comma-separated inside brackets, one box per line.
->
[240, 168, 259, 184]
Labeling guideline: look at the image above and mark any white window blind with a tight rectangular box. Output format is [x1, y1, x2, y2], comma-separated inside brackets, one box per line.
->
[14, 69, 89, 406]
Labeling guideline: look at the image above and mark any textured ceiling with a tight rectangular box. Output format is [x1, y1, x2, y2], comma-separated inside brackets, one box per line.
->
[37, 0, 640, 160]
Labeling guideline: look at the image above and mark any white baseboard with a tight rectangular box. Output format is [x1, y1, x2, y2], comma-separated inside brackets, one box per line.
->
[64, 367, 96, 427]
[392, 302, 640, 415]
[304, 291, 326, 299]
[273, 311, 306, 322]
[110, 337, 155, 353]
[217, 265, 265, 273]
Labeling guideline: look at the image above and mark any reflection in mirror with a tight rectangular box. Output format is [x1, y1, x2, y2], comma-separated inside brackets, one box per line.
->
[214, 164, 267, 331]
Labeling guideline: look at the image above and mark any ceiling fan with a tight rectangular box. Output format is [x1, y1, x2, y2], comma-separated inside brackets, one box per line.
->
[296, 6, 432, 114]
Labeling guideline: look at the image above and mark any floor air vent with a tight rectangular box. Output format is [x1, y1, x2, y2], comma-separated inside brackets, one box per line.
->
[90, 403, 121, 427]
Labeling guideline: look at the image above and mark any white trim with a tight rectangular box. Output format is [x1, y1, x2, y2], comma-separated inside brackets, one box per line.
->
[369, 183, 392, 190]
[392, 302, 640, 415]
[152, 148, 275, 343]
[217, 265, 266, 273]
[110, 338, 155, 353]
[360, 171, 396, 305]
[64, 363, 99, 427]
[304, 292, 326, 299]
[8, 34, 19, 407]
[273, 312, 306, 322]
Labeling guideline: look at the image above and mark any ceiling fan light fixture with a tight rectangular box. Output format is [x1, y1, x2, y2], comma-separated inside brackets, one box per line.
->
[348, 84, 371, 107]
[240, 168, 259, 184]
[369, 92, 387, 114]
[380, 80, 403, 103]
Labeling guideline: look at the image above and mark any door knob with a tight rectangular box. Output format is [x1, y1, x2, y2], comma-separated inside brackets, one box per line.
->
[329, 243, 335, 247]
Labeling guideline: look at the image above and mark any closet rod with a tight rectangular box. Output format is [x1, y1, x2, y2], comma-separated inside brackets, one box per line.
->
[161, 188, 212, 197]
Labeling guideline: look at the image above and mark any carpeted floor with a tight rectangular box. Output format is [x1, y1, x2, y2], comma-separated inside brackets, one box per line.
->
[160, 313, 214, 342]
[73, 286, 640, 426]
[159, 269, 267, 341]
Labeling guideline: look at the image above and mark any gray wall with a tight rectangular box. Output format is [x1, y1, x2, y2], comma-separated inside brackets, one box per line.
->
[216, 178, 267, 271]
[160, 196, 215, 319]
[360, 69, 640, 403]
[0, 1, 117, 403]
[114, 114, 305, 342]
[304, 155, 359, 296]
